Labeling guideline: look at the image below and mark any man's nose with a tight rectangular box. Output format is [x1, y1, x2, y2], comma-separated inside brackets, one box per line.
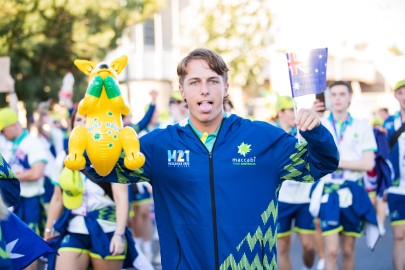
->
[201, 81, 210, 94]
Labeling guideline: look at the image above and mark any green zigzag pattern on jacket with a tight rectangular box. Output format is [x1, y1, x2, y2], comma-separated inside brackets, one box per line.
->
[128, 168, 150, 183]
[261, 200, 278, 225]
[236, 225, 278, 254]
[220, 253, 277, 270]
[115, 168, 130, 184]
[98, 206, 116, 222]
[281, 141, 314, 183]
[0, 227, 8, 260]
[0, 156, 17, 179]
[115, 165, 150, 184]
[220, 200, 278, 269]
[111, 153, 149, 184]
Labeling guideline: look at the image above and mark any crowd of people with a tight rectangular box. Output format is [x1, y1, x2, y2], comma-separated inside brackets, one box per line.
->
[0, 48, 403, 270]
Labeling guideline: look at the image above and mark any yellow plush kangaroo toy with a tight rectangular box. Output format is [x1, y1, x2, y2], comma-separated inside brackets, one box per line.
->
[64, 55, 145, 176]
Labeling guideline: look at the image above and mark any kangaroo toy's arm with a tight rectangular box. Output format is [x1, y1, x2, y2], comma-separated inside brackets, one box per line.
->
[78, 76, 103, 116]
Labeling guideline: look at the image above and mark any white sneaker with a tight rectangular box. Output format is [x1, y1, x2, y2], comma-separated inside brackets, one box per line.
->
[316, 258, 325, 270]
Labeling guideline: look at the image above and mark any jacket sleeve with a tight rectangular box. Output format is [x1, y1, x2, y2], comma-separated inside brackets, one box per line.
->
[83, 131, 153, 184]
[299, 123, 339, 180]
[0, 155, 20, 207]
[134, 104, 156, 133]
[83, 153, 148, 184]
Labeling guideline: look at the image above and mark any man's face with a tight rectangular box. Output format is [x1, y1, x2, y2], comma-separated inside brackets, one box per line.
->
[179, 59, 228, 130]
[278, 109, 295, 128]
[329, 84, 351, 113]
[169, 100, 188, 122]
[1, 124, 17, 140]
[395, 87, 405, 111]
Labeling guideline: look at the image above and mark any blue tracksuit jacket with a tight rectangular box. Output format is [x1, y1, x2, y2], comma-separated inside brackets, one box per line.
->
[87, 114, 339, 269]
[0, 155, 20, 207]
[384, 113, 401, 186]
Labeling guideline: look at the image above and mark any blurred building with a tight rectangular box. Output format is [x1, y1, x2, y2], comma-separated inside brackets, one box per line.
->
[106, 0, 190, 122]
[107, 0, 404, 123]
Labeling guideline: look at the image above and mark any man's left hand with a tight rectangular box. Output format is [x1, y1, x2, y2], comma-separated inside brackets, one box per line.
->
[295, 108, 320, 131]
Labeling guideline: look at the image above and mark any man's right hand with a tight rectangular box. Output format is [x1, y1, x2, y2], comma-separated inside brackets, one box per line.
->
[312, 99, 326, 116]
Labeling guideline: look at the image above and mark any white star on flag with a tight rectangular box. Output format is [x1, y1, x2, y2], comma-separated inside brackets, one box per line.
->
[6, 239, 24, 259]
[292, 81, 301, 91]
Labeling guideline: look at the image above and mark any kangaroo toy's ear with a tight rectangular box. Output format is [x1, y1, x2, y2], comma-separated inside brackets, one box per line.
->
[74, 59, 96, 76]
[110, 55, 128, 75]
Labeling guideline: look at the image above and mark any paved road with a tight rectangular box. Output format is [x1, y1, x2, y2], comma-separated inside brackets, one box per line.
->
[290, 219, 394, 270]
[149, 220, 394, 270]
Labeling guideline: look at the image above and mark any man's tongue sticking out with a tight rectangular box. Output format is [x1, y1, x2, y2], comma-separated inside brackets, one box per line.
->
[199, 101, 212, 113]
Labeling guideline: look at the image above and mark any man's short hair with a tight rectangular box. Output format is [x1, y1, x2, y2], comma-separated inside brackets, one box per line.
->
[177, 48, 229, 85]
[328, 81, 352, 94]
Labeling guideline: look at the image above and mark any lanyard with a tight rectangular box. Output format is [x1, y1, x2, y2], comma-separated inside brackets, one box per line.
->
[289, 127, 297, 137]
[329, 113, 351, 144]
[11, 129, 29, 154]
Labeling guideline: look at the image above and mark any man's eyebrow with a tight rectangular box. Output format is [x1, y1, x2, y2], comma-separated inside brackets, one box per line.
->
[187, 75, 220, 81]
[186, 76, 200, 81]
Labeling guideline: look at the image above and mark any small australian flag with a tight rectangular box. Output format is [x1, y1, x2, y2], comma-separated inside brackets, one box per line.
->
[286, 48, 328, 97]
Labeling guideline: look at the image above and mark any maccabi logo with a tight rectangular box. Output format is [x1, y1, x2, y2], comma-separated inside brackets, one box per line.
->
[168, 150, 190, 167]
[232, 142, 256, 166]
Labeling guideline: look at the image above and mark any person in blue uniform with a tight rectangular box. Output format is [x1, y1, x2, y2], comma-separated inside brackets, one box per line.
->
[85, 48, 339, 269]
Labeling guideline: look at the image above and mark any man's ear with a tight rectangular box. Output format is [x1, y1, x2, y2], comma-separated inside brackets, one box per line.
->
[74, 60, 96, 76]
[224, 83, 229, 98]
[179, 85, 187, 103]
[111, 55, 128, 75]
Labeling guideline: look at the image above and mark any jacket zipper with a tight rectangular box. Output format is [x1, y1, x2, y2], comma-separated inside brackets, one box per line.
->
[209, 151, 220, 269]
[188, 118, 225, 269]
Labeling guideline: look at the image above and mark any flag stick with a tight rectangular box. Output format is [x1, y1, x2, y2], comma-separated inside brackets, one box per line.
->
[292, 97, 301, 144]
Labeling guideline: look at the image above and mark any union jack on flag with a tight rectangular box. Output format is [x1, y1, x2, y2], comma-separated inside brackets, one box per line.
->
[286, 48, 328, 97]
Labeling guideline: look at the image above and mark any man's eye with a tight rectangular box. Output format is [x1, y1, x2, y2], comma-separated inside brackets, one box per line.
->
[209, 80, 219, 84]
[190, 81, 198, 85]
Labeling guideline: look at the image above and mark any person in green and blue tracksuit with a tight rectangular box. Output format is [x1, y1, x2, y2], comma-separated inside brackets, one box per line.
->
[85, 48, 339, 270]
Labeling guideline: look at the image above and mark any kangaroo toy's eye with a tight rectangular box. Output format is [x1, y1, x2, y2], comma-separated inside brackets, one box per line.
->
[97, 63, 109, 69]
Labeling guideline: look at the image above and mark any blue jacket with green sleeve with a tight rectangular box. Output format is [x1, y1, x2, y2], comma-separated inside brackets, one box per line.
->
[87, 113, 339, 270]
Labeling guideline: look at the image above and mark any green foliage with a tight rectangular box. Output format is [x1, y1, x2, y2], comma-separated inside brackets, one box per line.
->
[182, 0, 273, 97]
[0, 0, 161, 114]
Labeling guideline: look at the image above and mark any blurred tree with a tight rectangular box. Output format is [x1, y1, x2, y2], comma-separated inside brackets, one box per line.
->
[0, 0, 162, 117]
[181, 0, 273, 97]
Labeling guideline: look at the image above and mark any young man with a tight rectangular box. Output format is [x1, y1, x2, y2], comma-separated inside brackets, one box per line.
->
[384, 79, 405, 270]
[86, 48, 339, 269]
[310, 81, 378, 270]
[275, 96, 316, 270]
